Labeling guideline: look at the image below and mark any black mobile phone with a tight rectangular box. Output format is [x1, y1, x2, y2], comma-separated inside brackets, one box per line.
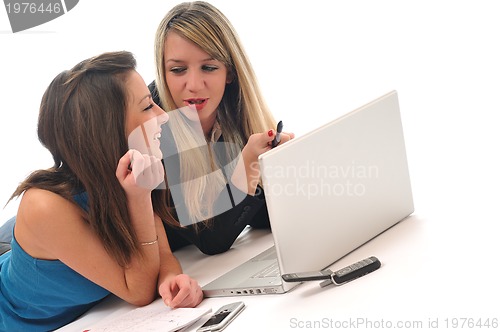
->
[197, 301, 245, 332]
[331, 256, 381, 285]
[282, 256, 381, 286]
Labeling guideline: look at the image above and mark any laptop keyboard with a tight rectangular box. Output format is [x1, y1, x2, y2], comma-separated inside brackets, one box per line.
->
[251, 261, 281, 279]
[250, 246, 277, 262]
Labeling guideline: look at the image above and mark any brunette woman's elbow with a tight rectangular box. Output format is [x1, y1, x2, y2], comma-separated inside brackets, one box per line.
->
[130, 297, 155, 307]
[126, 292, 157, 307]
[122, 283, 158, 306]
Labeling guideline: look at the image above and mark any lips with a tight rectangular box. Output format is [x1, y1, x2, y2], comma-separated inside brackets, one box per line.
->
[153, 130, 162, 145]
[184, 98, 208, 111]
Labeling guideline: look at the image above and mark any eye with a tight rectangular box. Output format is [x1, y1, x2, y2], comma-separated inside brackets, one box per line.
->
[143, 103, 154, 111]
[202, 65, 218, 72]
[169, 66, 186, 74]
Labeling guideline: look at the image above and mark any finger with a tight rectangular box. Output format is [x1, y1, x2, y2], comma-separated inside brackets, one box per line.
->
[172, 284, 203, 308]
[179, 278, 203, 307]
[148, 157, 164, 188]
[169, 275, 199, 308]
[282, 131, 295, 140]
[130, 152, 146, 181]
[159, 283, 174, 307]
[169, 282, 191, 308]
[266, 129, 276, 143]
[190, 285, 204, 307]
[144, 155, 163, 187]
[131, 150, 151, 182]
[250, 130, 273, 150]
[151, 156, 164, 179]
[115, 150, 134, 181]
[278, 132, 294, 144]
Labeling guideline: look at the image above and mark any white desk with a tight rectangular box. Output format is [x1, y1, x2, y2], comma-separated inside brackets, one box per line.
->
[57, 210, 500, 331]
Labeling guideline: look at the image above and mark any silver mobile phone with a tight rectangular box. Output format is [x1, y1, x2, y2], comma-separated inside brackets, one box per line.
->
[197, 301, 245, 332]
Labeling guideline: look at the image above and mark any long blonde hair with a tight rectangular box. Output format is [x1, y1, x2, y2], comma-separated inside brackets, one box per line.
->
[154, 1, 275, 225]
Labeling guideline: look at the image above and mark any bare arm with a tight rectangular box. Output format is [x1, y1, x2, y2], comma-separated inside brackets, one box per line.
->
[155, 216, 203, 308]
[15, 188, 160, 306]
[15, 151, 163, 306]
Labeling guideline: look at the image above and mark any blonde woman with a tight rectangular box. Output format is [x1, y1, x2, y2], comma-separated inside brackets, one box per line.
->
[149, 1, 293, 254]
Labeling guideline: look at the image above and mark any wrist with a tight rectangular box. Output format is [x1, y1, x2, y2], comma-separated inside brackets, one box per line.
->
[139, 235, 158, 246]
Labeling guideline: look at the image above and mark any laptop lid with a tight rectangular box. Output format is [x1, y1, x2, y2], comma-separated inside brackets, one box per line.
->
[202, 90, 413, 297]
[258, 90, 414, 275]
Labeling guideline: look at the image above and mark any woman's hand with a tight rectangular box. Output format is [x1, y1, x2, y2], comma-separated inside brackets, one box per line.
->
[231, 129, 294, 195]
[116, 149, 165, 198]
[272, 130, 295, 147]
[158, 274, 203, 308]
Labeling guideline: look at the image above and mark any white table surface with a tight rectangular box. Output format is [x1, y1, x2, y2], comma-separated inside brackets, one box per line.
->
[57, 208, 500, 331]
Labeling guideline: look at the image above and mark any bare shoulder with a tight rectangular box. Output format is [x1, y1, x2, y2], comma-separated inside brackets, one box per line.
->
[19, 188, 82, 223]
[16, 188, 85, 259]
[20, 187, 67, 206]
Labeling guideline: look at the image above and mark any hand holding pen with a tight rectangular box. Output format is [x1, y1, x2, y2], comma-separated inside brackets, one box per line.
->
[232, 122, 293, 194]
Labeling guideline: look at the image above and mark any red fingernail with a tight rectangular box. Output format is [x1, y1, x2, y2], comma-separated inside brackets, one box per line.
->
[268, 130, 273, 137]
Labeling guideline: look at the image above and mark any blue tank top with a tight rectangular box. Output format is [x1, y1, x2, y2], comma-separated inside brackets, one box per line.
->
[0, 192, 111, 331]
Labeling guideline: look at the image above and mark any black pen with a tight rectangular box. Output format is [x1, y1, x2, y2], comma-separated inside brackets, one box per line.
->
[271, 120, 283, 148]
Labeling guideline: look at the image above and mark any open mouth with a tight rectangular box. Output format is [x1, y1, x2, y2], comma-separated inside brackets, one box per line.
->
[184, 98, 208, 110]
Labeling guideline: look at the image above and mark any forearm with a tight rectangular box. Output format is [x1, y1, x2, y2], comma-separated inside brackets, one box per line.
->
[122, 196, 161, 305]
[173, 190, 267, 255]
[231, 156, 260, 195]
[128, 196, 158, 245]
[157, 253, 183, 288]
[156, 216, 183, 289]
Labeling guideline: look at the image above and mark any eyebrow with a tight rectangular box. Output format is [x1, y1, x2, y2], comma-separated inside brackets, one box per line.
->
[165, 57, 216, 64]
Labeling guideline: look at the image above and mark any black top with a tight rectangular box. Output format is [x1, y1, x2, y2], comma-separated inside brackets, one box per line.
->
[149, 81, 270, 255]
[0, 242, 10, 255]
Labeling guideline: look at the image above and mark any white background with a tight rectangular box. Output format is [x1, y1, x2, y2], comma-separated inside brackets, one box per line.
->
[1, 0, 499, 314]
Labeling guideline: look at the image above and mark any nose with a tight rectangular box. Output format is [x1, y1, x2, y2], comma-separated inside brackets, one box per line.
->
[185, 69, 204, 92]
[157, 111, 169, 125]
[154, 105, 169, 124]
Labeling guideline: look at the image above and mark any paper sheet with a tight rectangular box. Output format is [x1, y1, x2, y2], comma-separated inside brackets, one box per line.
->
[85, 300, 211, 332]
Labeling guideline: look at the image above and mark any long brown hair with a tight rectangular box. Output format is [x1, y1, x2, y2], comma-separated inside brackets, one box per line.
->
[10, 51, 173, 266]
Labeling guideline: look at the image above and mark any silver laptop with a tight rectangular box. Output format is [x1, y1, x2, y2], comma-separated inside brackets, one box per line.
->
[202, 90, 414, 297]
